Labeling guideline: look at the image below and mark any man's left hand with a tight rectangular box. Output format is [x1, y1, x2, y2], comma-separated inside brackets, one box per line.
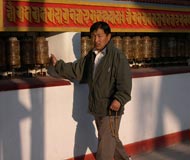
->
[110, 99, 121, 111]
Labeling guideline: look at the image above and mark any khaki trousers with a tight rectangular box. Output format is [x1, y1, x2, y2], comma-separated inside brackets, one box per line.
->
[95, 116, 130, 160]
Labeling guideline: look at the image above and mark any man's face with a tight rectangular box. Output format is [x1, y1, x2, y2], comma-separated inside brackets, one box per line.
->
[91, 28, 111, 52]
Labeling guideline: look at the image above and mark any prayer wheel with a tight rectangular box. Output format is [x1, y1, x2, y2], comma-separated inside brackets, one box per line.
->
[0, 39, 6, 70]
[35, 37, 49, 65]
[142, 36, 152, 60]
[7, 37, 21, 69]
[122, 36, 134, 60]
[161, 36, 176, 58]
[81, 36, 92, 57]
[177, 38, 185, 57]
[152, 37, 160, 59]
[133, 36, 143, 61]
[168, 37, 177, 58]
[185, 37, 190, 58]
[20, 37, 35, 66]
[160, 37, 168, 58]
[112, 36, 122, 51]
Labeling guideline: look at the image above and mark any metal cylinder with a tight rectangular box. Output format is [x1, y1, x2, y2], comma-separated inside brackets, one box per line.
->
[112, 36, 122, 51]
[142, 36, 152, 59]
[122, 36, 133, 60]
[185, 35, 190, 58]
[0, 39, 6, 70]
[168, 37, 177, 58]
[161, 36, 177, 58]
[152, 37, 160, 59]
[133, 36, 143, 61]
[160, 37, 168, 58]
[81, 36, 92, 57]
[20, 37, 35, 66]
[7, 37, 21, 69]
[35, 37, 49, 65]
[177, 37, 185, 57]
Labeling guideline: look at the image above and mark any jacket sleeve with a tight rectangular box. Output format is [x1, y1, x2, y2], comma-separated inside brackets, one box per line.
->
[114, 54, 132, 106]
[53, 57, 86, 81]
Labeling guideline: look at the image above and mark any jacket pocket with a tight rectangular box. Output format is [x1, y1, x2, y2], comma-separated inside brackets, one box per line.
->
[94, 98, 111, 116]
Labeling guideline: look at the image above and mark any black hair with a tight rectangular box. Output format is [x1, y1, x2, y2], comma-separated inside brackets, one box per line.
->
[90, 21, 111, 35]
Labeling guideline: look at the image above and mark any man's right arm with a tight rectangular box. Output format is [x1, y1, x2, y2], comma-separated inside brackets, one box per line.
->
[48, 54, 86, 81]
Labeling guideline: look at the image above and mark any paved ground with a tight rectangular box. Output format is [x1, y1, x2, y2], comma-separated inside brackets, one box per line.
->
[131, 141, 190, 160]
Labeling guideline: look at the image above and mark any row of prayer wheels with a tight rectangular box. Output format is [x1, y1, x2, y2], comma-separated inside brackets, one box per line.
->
[0, 36, 49, 71]
[81, 36, 190, 63]
[112, 36, 190, 61]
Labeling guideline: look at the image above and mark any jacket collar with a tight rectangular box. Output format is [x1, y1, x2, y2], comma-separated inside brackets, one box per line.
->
[92, 40, 113, 82]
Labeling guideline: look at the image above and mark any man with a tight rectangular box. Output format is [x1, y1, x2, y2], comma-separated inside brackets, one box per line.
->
[48, 21, 132, 160]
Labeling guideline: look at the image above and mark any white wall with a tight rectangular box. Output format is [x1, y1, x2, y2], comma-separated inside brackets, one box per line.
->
[47, 32, 81, 62]
[123, 74, 190, 143]
[0, 32, 190, 160]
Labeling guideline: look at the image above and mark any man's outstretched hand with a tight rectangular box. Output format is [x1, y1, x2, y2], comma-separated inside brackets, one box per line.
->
[49, 54, 57, 66]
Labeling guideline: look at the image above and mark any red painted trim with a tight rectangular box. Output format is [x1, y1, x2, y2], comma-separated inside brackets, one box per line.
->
[132, 66, 190, 78]
[0, 66, 189, 91]
[0, 76, 71, 91]
[115, 0, 190, 6]
[126, 129, 190, 155]
[3, 0, 190, 32]
[68, 129, 190, 160]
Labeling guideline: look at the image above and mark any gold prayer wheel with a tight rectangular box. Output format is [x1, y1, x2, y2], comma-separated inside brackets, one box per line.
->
[160, 37, 168, 58]
[35, 37, 49, 65]
[185, 37, 190, 58]
[122, 36, 133, 60]
[142, 36, 152, 60]
[177, 38, 185, 57]
[0, 39, 6, 70]
[81, 36, 92, 57]
[112, 36, 122, 51]
[152, 37, 160, 59]
[20, 37, 35, 66]
[161, 37, 176, 58]
[168, 37, 177, 58]
[133, 36, 143, 61]
[7, 37, 21, 69]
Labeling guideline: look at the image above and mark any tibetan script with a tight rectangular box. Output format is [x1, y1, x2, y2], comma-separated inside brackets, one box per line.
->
[4, 1, 190, 30]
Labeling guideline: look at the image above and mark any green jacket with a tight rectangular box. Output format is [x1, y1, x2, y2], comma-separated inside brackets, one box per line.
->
[53, 40, 132, 116]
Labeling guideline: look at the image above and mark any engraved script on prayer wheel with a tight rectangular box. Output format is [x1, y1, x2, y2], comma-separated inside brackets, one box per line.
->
[168, 37, 176, 58]
[133, 36, 143, 61]
[142, 36, 152, 60]
[112, 36, 122, 51]
[160, 37, 168, 58]
[81, 36, 92, 57]
[7, 37, 21, 69]
[21, 37, 35, 66]
[177, 37, 185, 57]
[0, 39, 6, 70]
[152, 37, 160, 58]
[35, 37, 49, 65]
[185, 37, 190, 58]
[161, 37, 176, 58]
[122, 36, 133, 60]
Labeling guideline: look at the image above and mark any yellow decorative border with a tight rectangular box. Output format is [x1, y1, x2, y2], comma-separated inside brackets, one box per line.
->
[0, 0, 3, 28]
[2, 0, 190, 32]
[11, 0, 190, 12]
[2, 27, 190, 33]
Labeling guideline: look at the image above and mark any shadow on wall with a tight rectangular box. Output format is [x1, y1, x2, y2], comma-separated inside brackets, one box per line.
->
[135, 71, 190, 157]
[72, 33, 98, 159]
[0, 79, 45, 160]
[0, 1, 46, 160]
[155, 73, 190, 142]
[0, 85, 30, 160]
[72, 82, 98, 159]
